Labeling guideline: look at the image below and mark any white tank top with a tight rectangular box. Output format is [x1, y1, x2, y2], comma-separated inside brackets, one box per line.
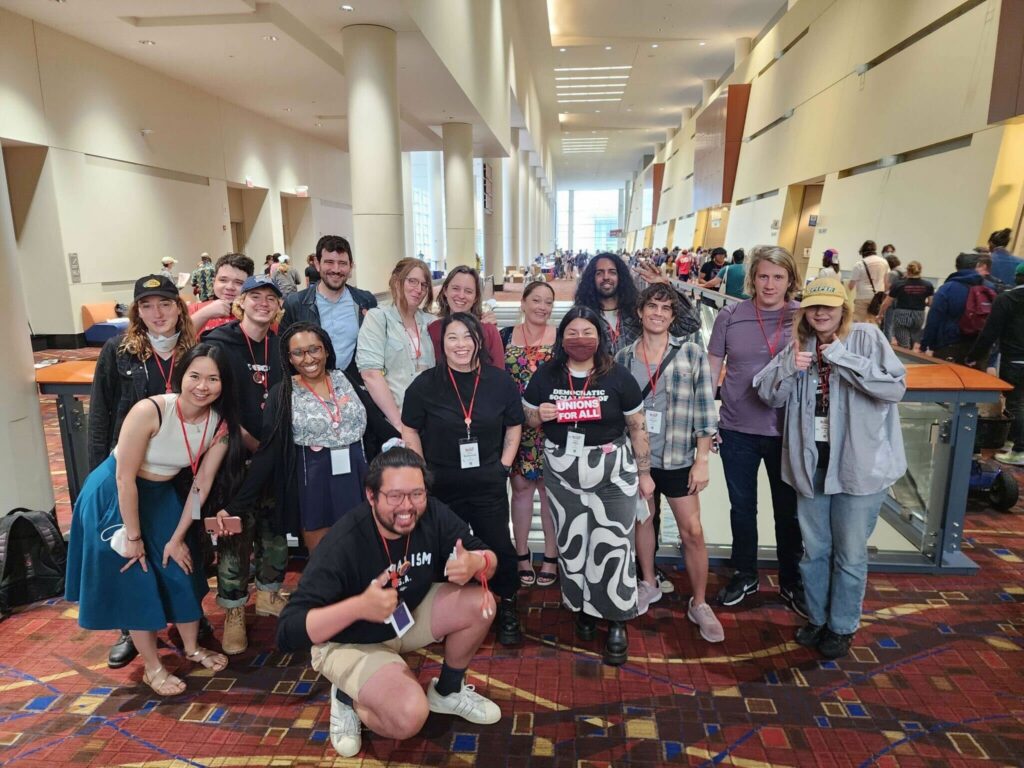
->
[114, 394, 222, 477]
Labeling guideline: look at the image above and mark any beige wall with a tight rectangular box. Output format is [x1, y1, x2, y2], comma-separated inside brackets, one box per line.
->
[0, 8, 352, 335]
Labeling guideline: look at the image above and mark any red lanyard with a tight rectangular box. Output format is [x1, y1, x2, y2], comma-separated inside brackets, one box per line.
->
[606, 311, 621, 342]
[521, 323, 542, 352]
[243, 332, 270, 404]
[301, 376, 340, 428]
[176, 398, 212, 477]
[405, 325, 422, 360]
[152, 353, 175, 393]
[376, 525, 411, 589]
[640, 340, 665, 399]
[816, 343, 831, 408]
[567, 371, 592, 396]
[753, 302, 785, 357]
[448, 368, 481, 435]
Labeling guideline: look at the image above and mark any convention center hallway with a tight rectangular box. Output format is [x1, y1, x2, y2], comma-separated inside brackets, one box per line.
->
[2, 326, 1022, 768]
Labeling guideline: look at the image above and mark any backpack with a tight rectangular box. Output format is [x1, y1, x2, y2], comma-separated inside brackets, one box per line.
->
[959, 284, 997, 337]
[0, 508, 67, 619]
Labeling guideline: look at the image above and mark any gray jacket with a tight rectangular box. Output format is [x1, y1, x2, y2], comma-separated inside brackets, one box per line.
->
[752, 323, 907, 498]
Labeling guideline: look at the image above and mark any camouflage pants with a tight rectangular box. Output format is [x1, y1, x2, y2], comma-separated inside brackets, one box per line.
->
[216, 495, 288, 608]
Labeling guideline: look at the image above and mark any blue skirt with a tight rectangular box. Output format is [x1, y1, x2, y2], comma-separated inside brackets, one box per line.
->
[64, 455, 209, 631]
[297, 442, 368, 531]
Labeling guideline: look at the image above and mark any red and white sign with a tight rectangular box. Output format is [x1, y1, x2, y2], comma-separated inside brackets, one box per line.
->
[556, 397, 601, 423]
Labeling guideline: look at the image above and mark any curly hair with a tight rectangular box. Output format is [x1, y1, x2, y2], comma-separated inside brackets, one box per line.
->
[574, 252, 638, 316]
[118, 294, 196, 361]
[636, 283, 685, 322]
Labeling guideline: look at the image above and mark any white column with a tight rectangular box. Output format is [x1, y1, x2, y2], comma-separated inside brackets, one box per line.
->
[342, 25, 404, 293]
[0, 147, 54, 513]
[702, 78, 717, 105]
[518, 148, 529, 267]
[735, 37, 752, 68]
[508, 133, 520, 270]
[442, 122, 475, 271]
[483, 158, 504, 284]
[679, 106, 694, 131]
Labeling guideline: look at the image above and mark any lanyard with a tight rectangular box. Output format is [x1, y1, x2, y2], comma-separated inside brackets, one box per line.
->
[640, 340, 666, 402]
[606, 311, 621, 343]
[243, 332, 270, 404]
[448, 367, 481, 438]
[567, 371, 592, 397]
[152, 353, 175, 393]
[176, 398, 212, 478]
[753, 302, 785, 357]
[521, 323, 543, 353]
[405, 324, 422, 360]
[816, 343, 831, 412]
[301, 375, 340, 428]
[375, 524, 411, 589]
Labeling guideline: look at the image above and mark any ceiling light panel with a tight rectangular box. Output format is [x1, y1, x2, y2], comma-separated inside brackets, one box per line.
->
[557, 98, 621, 103]
[553, 66, 632, 72]
[555, 75, 629, 81]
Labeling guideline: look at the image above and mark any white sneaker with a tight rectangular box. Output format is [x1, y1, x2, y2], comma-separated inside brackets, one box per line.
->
[636, 580, 662, 616]
[329, 685, 362, 758]
[995, 450, 1024, 466]
[656, 567, 676, 594]
[687, 598, 725, 643]
[426, 678, 501, 724]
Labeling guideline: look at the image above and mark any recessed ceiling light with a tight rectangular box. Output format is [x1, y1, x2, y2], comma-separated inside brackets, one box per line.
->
[604, 45, 612, 51]
[263, 34, 279, 42]
[651, 43, 659, 49]
[282, 107, 292, 112]
[559, 47, 566, 52]
[626, 107, 632, 112]
[138, 39, 156, 46]
[595, 109, 601, 113]
[698, 41, 706, 46]
[341, 4, 355, 10]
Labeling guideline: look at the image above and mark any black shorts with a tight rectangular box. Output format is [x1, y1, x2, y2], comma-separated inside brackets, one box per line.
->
[650, 466, 692, 499]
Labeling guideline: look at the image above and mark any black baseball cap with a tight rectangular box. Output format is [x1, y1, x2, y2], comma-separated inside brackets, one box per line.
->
[134, 274, 178, 301]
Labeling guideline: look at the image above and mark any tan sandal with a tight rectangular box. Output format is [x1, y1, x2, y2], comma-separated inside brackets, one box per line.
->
[187, 647, 228, 672]
[143, 666, 186, 697]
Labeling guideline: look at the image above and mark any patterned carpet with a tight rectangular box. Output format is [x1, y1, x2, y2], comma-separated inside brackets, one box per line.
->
[1, 344, 1021, 767]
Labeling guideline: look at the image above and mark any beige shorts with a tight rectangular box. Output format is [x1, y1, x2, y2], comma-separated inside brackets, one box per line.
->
[309, 583, 443, 701]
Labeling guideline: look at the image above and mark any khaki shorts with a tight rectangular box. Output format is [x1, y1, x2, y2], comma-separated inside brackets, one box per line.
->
[310, 583, 443, 701]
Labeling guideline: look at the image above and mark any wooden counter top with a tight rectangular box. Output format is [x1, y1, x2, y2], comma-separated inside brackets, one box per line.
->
[35, 360, 97, 386]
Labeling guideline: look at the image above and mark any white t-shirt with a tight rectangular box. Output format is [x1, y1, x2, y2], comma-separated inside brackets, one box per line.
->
[849, 255, 888, 300]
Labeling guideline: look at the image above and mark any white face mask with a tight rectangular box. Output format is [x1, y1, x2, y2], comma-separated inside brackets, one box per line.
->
[148, 331, 180, 355]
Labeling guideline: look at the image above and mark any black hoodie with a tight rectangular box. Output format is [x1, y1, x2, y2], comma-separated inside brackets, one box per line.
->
[205, 320, 282, 441]
[969, 286, 1024, 363]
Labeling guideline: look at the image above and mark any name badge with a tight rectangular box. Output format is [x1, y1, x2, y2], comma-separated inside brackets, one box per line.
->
[386, 601, 415, 638]
[645, 410, 663, 435]
[814, 415, 829, 442]
[556, 397, 602, 423]
[331, 447, 352, 475]
[565, 428, 586, 458]
[459, 438, 481, 469]
[190, 488, 202, 521]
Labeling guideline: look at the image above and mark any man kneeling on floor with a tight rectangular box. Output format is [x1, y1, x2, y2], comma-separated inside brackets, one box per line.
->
[276, 446, 502, 757]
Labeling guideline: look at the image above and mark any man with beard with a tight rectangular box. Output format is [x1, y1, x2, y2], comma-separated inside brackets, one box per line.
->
[277, 447, 502, 758]
[281, 235, 377, 372]
[574, 251, 698, 356]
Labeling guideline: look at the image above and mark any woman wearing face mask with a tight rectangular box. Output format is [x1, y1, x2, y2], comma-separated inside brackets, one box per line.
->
[218, 322, 368, 554]
[427, 266, 505, 367]
[499, 281, 560, 588]
[67, 344, 247, 696]
[401, 312, 526, 645]
[88, 274, 202, 669]
[522, 306, 654, 666]
[753, 278, 907, 660]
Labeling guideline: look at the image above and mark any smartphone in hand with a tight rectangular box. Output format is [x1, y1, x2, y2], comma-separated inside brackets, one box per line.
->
[204, 516, 242, 535]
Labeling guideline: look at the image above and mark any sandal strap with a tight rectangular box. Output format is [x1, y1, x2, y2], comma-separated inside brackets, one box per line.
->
[145, 666, 183, 695]
[517, 551, 532, 561]
[542, 556, 559, 564]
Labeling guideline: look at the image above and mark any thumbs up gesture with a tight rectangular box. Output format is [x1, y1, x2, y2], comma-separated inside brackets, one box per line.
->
[360, 568, 399, 623]
[444, 538, 484, 586]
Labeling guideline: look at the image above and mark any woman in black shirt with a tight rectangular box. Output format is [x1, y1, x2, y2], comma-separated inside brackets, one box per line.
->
[880, 261, 933, 350]
[402, 312, 525, 645]
[522, 305, 654, 665]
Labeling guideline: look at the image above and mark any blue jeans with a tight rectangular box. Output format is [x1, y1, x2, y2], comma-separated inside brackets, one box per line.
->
[719, 428, 803, 588]
[797, 468, 885, 634]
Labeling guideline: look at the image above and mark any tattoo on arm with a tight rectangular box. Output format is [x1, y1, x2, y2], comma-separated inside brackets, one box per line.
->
[525, 409, 542, 428]
[625, 412, 652, 473]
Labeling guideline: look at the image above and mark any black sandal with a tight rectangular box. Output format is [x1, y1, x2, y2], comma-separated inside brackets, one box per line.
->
[536, 556, 558, 587]
[517, 552, 535, 587]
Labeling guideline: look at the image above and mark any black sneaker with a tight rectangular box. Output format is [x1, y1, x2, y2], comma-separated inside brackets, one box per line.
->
[794, 622, 826, 648]
[780, 584, 810, 620]
[716, 571, 758, 607]
[818, 629, 854, 659]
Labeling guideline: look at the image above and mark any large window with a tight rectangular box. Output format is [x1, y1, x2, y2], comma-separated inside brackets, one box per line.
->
[410, 152, 442, 272]
[556, 188, 621, 253]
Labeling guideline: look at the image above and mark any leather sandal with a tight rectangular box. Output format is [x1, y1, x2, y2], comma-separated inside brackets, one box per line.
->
[187, 647, 228, 673]
[143, 666, 186, 697]
[536, 556, 558, 587]
[517, 552, 535, 587]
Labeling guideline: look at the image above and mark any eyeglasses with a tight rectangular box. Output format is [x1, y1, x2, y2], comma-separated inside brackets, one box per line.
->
[289, 345, 325, 360]
[405, 277, 429, 290]
[380, 489, 427, 505]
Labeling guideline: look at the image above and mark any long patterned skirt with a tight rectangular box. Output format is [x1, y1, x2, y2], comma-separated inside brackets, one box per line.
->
[543, 435, 639, 621]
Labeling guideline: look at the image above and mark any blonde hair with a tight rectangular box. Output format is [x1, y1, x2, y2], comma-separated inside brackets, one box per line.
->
[793, 301, 854, 349]
[906, 260, 922, 277]
[231, 291, 285, 325]
[744, 245, 798, 301]
[119, 295, 196, 361]
[389, 257, 433, 314]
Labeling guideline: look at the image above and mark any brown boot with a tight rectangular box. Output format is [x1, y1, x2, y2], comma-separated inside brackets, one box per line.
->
[221, 606, 248, 655]
[255, 589, 289, 617]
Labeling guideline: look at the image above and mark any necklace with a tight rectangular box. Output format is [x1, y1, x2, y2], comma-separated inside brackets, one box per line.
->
[243, 331, 270, 407]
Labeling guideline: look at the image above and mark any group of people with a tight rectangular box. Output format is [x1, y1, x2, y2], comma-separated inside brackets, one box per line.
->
[66, 234, 916, 757]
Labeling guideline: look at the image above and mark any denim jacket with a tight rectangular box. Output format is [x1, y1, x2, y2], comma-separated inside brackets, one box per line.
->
[753, 323, 907, 498]
[87, 334, 153, 470]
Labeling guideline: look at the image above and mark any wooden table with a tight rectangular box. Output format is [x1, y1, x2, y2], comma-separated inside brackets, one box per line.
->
[36, 361, 96, 504]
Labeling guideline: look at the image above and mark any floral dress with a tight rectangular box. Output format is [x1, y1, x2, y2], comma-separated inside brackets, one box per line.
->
[501, 326, 553, 479]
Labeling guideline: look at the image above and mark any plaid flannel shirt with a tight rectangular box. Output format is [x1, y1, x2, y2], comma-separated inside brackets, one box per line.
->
[616, 335, 718, 469]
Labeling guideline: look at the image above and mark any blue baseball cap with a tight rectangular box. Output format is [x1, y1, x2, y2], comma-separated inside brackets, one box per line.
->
[241, 274, 283, 297]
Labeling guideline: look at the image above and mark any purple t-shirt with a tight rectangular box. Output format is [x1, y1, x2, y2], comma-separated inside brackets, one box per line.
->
[707, 299, 798, 437]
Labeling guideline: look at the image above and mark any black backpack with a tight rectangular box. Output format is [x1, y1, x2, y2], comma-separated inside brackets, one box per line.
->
[0, 508, 67, 619]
